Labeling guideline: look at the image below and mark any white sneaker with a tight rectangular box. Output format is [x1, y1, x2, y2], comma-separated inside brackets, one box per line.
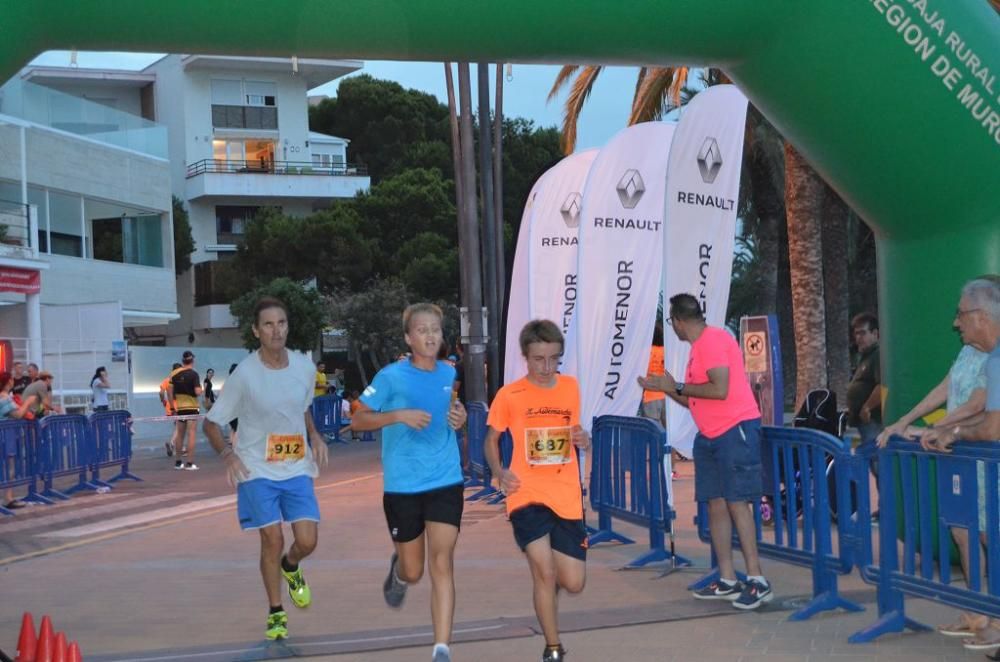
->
[184, 463, 199, 471]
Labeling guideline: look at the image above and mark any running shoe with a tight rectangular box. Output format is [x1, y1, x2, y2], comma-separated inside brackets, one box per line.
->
[542, 644, 567, 661]
[184, 463, 199, 471]
[733, 578, 774, 610]
[383, 552, 407, 608]
[432, 645, 452, 662]
[692, 580, 743, 601]
[174, 460, 184, 470]
[265, 610, 288, 640]
[281, 563, 312, 608]
[3, 500, 26, 509]
[165, 440, 174, 457]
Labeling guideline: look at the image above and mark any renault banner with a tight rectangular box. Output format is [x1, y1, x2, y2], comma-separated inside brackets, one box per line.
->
[529, 149, 598, 365]
[503, 173, 547, 385]
[572, 122, 677, 427]
[662, 84, 749, 456]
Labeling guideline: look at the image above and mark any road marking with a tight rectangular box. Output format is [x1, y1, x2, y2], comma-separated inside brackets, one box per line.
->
[0, 493, 200, 534]
[39, 494, 238, 538]
[0, 473, 380, 566]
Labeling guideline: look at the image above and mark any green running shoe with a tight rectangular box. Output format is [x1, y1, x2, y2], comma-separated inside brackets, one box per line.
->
[265, 610, 288, 640]
[281, 564, 312, 608]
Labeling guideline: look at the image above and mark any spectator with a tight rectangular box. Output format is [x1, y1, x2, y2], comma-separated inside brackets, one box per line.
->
[314, 362, 328, 397]
[203, 368, 216, 411]
[23, 371, 61, 418]
[11, 362, 30, 397]
[638, 293, 770, 610]
[161, 362, 183, 457]
[1, 370, 37, 509]
[920, 276, 1000, 651]
[90, 366, 111, 412]
[640, 322, 667, 427]
[169, 350, 202, 470]
[331, 368, 346, 395]
[847, 312, 883, 447]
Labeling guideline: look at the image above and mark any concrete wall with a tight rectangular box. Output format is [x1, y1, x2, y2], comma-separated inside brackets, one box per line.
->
[41, 254, 176, 314]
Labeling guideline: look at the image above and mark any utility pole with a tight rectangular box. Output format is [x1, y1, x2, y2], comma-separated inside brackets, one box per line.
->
[457, 63, 487, 404]
[492, 63, 506, 380]
[477, 63, 499, 400]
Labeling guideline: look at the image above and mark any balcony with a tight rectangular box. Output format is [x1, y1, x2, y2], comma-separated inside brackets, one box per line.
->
[0, 200, 37, 261]
[211, 104, 278, 130]
[184, 159, 370, 201]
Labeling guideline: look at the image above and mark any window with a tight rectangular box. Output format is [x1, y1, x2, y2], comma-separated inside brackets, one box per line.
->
[92, 215, 164, 267]
[48, 190, 83, 257]
[211, 79, 278, 129]
[216, 206, 262, 236]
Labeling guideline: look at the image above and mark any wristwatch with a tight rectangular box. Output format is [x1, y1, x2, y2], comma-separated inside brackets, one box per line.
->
[675, 382, 685, 396]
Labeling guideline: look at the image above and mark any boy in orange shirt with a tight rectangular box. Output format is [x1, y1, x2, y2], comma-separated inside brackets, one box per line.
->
[485, 320, 590, 662]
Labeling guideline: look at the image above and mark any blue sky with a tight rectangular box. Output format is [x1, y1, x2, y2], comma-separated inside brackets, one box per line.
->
[30, 51, 642, 151]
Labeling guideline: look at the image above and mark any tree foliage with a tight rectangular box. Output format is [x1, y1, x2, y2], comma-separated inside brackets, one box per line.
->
[230, 278, 325, 352]
[172, 196, 196, 275]
[327, 278, 413, 372]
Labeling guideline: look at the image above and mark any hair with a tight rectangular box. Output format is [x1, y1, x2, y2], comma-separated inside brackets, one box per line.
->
[90, 366, 106, 387]
[205, 368, 214, 376]
[0, 371, 11, 391]
[172, 362, 182, 370]
[851, 312, 879, 333]
[28, 362, 39, 372]
[253, 296, 289, 326]
[962, 276, 1000, 323]
[402, 303, 443, 334]
[668, 293, 705, 322]
[519, 319, 564, 356]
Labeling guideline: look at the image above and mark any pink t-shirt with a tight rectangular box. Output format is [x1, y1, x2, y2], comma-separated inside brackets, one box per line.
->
[685, 326, 761, 438]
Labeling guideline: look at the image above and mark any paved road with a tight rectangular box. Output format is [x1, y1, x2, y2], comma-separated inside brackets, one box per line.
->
[0, 438, 988, 661]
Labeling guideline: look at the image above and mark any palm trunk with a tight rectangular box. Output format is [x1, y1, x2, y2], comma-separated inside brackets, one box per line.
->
[351, 340, 369, 386]
[822, 184, 850, 404]
[784, 142, 828, 408]
[444, 63, 469, 302]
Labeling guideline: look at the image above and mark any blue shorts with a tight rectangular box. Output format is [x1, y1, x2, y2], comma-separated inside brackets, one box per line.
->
[693, 418, 763, 503]
[236, 475, 320, 531]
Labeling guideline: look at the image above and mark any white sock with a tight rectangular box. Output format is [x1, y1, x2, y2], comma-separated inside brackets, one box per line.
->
[432, 643, 450, 657]
[747, 575, 768, 586]
[394, 565, 407, 585]
[720, 577, 738, 586]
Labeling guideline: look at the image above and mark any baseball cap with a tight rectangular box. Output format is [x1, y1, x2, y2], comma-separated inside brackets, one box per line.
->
[182, 350, 195, 361]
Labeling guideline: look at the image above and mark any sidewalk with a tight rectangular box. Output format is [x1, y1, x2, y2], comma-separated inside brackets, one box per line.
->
[0, 443, 986, 661]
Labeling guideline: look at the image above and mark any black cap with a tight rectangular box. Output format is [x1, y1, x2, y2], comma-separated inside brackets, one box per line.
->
[182, 350, 195, 360]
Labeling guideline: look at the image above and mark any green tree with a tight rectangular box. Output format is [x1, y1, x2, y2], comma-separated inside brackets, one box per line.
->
[172, 196, 196, 275]
[309, 75, 450, 182]
[230, 278, 325, 352]
[327, 278, 413, 382]
[228, 206, 373, 296]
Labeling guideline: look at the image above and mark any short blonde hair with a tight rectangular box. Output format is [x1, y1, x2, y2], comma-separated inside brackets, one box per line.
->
[403, 303, 443, 334]
[519, 319, 564, 356]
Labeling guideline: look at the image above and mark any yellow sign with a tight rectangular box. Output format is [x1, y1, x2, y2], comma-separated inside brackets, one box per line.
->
[525, 427, 572, 465]
[744, 331, 767, 373]
[266, 434, 306, 462]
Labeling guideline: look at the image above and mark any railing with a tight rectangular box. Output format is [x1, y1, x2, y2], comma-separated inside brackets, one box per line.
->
[211, 104, 278, 130]
[186, 159, 368, 178]
[0, 198, 34, 255]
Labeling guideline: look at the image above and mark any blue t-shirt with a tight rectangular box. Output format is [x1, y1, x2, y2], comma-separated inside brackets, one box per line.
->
[361, 360, 462, 494]
[0, 398, 15, 418]
[987, 342, 1000, 413]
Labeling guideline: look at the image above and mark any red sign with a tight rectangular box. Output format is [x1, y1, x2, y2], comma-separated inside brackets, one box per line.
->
[0, 267, 41, 294]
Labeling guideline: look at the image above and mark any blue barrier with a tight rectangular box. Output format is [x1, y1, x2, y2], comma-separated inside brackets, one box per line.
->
[38, 414, 97, 500]
[464, 401, 496, 501]
[587, 415, 691, 569]
[88, 410, 141, 485]
[312, 395, 347, 444]
[689, 425, 864, 620]
[849, 438, 1000, 643]
[0, 418, 52, 515]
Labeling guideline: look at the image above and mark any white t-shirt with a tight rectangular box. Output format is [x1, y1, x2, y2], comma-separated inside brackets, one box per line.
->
[206, 349, 318, 482]
[91, 378, 110, 407]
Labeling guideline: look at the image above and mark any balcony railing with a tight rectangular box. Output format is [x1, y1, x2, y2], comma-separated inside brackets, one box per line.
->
[186, 159, 368, 179]
[0, 198, 35, 258]
[211, 104, 278, 130]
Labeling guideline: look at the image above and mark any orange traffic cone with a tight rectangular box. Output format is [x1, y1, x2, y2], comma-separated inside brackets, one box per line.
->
[51, 632, 67, 662]
[66, 642, 82, 662]
[15, 611, 37, 662]
[34, 616, 54, 662]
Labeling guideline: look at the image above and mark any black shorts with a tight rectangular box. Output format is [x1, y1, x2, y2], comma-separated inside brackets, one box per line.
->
[510, 504, 588, 561]
[383, 483, 464, 543]
[175, 408, 200, 417]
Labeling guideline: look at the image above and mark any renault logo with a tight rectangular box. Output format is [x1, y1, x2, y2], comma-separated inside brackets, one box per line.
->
[697, 137, 723, 184]
[560, 192, 582, 228]
[616, 169, 644, 209]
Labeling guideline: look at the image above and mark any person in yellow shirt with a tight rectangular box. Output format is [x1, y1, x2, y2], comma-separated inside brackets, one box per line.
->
[484, 319, 590, 662]
[314, 362, 328, 397]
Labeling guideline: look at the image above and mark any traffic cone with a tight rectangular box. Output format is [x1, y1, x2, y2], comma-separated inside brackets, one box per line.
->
[66, 642, 82, 662]
[34, 616, 54, 662]
[15, 611, 37, 662]
[51, 632, 66, 662]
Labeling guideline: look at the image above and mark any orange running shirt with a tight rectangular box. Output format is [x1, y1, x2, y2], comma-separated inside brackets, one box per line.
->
[642, 344, 666, 404]
[487, 375, 583, 520]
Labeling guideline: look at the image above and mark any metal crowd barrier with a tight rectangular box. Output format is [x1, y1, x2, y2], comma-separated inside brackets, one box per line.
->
[587, 415, 690, 569]
[464, 401, 495, 500]
[311, 395, 347, 444]
[0, 411, 141, 514]
[88, 410, 141, 484]
[849, 438, 1000, 643]
[689, 425, 865, 620]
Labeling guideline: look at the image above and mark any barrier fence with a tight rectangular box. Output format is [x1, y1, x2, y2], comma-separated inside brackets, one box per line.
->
[311, 394, 374, 444]
[0, 410, 140, 516]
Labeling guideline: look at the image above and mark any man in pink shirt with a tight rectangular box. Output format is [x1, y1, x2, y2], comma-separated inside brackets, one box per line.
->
[638, 293, 770, 610]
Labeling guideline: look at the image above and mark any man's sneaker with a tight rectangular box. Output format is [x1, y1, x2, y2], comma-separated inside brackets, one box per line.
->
[542, 644, 567, 661]
[165, 441, 174, 457]
[733, 578, 774, 610]
[692, 579, 743, 601]
[174, 460, 184, 470]
[281, 564, 312, 608]
[432, 645, 452, 662]
[383, 552, 407, 608]
[265, 610, 288, 640]
[184, 463, 199, 471]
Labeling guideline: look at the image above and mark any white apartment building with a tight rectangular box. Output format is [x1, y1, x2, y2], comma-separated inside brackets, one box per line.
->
[3, 55, 369, 351]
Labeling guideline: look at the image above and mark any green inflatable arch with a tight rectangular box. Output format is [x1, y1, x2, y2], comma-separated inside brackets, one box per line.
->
[2, 0, 998, 417]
